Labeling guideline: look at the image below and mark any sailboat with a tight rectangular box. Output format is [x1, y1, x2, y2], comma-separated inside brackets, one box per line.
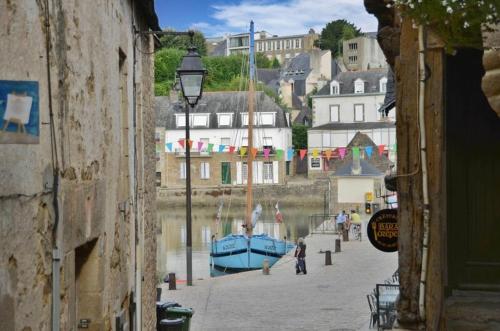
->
[210, 21, 295, 272]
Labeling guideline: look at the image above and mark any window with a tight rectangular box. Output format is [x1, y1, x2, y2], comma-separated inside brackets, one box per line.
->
[380, 77, 388, 93]
[263, 162, 274, 183]
[193, 114, 209, 127]
[322, 132, 330, 147]
[263, 137, 273, 149]
[242, 162, 248, 182]
[221, 162, 231, 184]
[257, 42, 262, 52]
[176, 114, 186, 127]
[200, 162, 210, 179]
[277, 40, 281, 50]
[354, 104, 365, 122]
[267, 41, 271, 50]
[180, 162, 186, 179]
[330, 80, 340, 95]
[349, 43, 358, 50]
[241, 137, 248, 147]
[295, 39, 300, 48]
[218, 113, 232, 127]
[354, 79, 364, 94]
[259, 113, 275, 126]
[349, 56, 358, 64]
[329, 105, 340, 122]
[156, 172, 161, 187]
[286, 40, 290, 49]
[220, 137, 231, 146]
[241, 113, 248, 126]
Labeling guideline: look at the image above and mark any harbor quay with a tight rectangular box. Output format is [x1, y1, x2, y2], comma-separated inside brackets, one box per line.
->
[160, 227, 398, 331]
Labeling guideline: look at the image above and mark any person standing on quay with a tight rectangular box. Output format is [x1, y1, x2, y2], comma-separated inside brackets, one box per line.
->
[337, 210, 347, 233]
[295, 238, 307, 274]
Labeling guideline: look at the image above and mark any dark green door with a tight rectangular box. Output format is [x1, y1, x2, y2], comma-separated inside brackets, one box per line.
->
[221, 162, 231, 184]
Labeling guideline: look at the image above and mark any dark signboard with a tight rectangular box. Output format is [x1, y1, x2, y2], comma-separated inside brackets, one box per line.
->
[367, 209, 398, 252]
[311, 158, 321, 168]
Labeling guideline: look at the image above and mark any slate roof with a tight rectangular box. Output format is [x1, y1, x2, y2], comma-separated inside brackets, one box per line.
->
[293, 106, 312, 126]
[310, 122, 395, 131]
[316, 69, 388, 95]
[256, 69, 280, 93]
[335, 159, 384, 176]
[280, 53, 311, 82]
[156, 91, 290, 130]
[378, 67, 396, 115]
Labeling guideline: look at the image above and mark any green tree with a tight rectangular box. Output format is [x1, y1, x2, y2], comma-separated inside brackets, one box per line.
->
[154, 48, 185, 96]
[255, 52, 271, 68]
[159, 30, 207, 56]
[271, 57, 281, 69]
[315, 20, 361, 57]
[292, 124, 308, 150]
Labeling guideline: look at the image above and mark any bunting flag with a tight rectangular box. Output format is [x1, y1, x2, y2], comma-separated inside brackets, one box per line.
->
[325, 149, 332, 160]
[197, 141, 204, 151]
[166, 142, 173, 152]
[251, 147, 258, 158]
[287, 148, 294, 161]
[365, 146, 373, 159]
[187, 139, 193, 149]
[378, 144, 385, 156]
[312, 148, 319, 158]
[276, 149, 284, 160]
[299, 149, 307, 160]
[208, 143, 214, 152]
[392, 143, 397, 151]
[352, 147, 360, 158]
[263, 148, 270, 159]
[229, 146, 236, 154]
[240, 147, 247, 156]
[339, 147, 346, 159]
[178, 139, 185, 149]
[218, 144, 226, 153]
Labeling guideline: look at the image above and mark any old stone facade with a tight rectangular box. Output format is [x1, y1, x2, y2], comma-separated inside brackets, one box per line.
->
[0, 1, 157, 330]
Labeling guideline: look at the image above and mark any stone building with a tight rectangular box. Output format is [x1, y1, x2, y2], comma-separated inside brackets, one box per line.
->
[156, 92, 293, 189]
[0, 1, 158, 330]
[365, 1, 500, 330]
[342, 33, 388, 71]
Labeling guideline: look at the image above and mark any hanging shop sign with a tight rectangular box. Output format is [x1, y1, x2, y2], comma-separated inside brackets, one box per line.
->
[367, 209, 398, 252]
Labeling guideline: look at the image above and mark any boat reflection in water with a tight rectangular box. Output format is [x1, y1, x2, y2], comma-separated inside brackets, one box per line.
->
[157, 207, 315, 279]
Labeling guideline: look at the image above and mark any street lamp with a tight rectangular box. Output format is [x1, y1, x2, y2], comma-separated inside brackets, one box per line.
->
[177, 46, 206, 286]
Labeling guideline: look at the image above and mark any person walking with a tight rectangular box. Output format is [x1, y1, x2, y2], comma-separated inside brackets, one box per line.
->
[294, 238, 307, 274]
[336, 210, 347, 233]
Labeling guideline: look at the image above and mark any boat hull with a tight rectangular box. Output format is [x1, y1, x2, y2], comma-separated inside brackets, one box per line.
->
[210, 234, 295, 271]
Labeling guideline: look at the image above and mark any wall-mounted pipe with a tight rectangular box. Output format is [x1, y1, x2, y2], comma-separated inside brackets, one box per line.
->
[417, 24, 431, 324]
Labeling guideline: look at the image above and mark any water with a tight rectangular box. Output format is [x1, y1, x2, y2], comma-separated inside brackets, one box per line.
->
[156, 205, 322, 280]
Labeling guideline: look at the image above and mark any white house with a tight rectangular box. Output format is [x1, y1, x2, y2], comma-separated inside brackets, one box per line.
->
[156, 92, 293, 188]
[308, 69, 396, 174]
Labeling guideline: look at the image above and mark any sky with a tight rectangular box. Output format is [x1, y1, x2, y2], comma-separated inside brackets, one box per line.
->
[154, 0, 378, 38]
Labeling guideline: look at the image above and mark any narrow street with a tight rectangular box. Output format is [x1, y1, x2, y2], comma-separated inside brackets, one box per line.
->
[161, 230, 398, 331]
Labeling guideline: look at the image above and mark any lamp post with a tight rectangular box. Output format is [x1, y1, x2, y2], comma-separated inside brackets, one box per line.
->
[177, 46, 207, 286]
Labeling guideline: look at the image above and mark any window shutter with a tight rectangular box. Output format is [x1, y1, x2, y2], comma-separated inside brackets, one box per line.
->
[236, 162, 242, 185]
[258, 161, 264, 184]
[206, 163, 210, 179]
[273, 161, 279, 184]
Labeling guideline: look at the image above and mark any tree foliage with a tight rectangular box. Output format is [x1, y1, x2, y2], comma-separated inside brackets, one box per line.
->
[159, 30, 207, 56]
[292, 124, 308, 150]
[315, 19, 361, 57]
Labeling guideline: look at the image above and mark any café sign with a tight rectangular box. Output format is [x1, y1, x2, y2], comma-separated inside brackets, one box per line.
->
[367, 209, 398, 252]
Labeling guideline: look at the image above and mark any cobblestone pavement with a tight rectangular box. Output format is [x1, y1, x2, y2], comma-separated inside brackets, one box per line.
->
[160, 228, 398, 331]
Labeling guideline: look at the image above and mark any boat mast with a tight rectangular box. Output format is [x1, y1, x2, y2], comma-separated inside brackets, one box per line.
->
[246, 21, 255, 236]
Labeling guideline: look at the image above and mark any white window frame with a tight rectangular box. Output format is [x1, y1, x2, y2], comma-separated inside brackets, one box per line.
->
[263, 162, 274, 184]
[263, 137, 273, 148]
[330, 80, 340, 95]
[200, 162, 210, 179]
[192, 114, 209, 127]
[380, 77, 388, 93]
[259, 112, 275, 126]
[217, 113, 233, 127]
[180, 162, 186, 179]
[176, 114, 186, 127]
[329, 105, 340, 122]
[220, 137, 231, 146]
[354, 104, 365, 122]
[354, 79, 364, 94]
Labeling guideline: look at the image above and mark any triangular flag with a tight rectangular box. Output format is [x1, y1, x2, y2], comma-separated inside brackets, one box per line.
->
[197, 141, 204, 151]
[325, 149, 332, 160]
[218, 145, 225, 153]
[178, 139, 185, 149]
[166, 142, 173, 152]
[229, 146, 236, 154]
[339, 147, 346, 159]
[287, 148, 294, 161]
[299, 149, 307, 160]
[276, 149, 284, 160]
[187, 139, 193, 149]
[251, 148, 258, 158]
[352, 147, 360, 158]
[208, 143, 214, 153]
[365, 146, 373, 158]
[378, 145, 385, 156]
[312, 148, 319, 158]
[240, 147, 247, 156]
[264, 148, 270, 159]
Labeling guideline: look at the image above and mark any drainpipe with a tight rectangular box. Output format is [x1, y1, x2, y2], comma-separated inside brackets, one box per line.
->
[417, 25, 431, 324]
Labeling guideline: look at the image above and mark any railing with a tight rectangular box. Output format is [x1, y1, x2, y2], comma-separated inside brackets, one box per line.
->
[308, 214, 338, 235]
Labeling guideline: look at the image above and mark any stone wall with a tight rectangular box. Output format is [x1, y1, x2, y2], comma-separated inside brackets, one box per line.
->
[0, 1, 156, 330]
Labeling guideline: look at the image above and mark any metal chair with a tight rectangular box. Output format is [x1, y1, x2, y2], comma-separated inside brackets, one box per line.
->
[367, 294, 378, 328]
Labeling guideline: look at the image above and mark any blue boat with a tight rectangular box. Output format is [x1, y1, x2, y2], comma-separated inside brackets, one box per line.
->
[210, 21, 295, 272]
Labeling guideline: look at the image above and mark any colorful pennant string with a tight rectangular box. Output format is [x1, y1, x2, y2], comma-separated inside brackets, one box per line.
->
[325, 149, 332, 160]
[378, 144, 385, 156]
[365, 146, 373, 158]
[166, 142, 173, 152]
[312, 148, 319, 158]
[197, 141, 204, 151]
[229, 146, 236, 154]
[178, 139, 185, 149]
[207, 143, 214, 152]
[339, 147, 346, 160]
[287, 148, 294, 161]
[276, 149, 284, 160]
[218, 144, 225, 153]
[299, 149, 307, 160]
[263, 148, 270, 159]
[352, 147, 360, 158]
[240, 147, 247, 156]
[251, 148, 258, 158]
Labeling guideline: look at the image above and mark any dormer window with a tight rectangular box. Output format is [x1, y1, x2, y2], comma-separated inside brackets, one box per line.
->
[217, 113, 233, 127]
[241, 112, 275, 126]
[192, 114, 209, 127]
[175, 114, 186, 127]
[354, 78, 365, 94]
[330, 80, 340, 95]
[380, 77, 388, 93]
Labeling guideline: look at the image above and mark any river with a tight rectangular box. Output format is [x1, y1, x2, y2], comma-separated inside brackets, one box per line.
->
[156, 205, 323, 281]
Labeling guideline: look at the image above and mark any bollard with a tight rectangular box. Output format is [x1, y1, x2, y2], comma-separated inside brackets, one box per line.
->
[343, 229, 349, 242]
[262, 259, 270, 275]
[168, 272, 176, 290]
[335, 239, 341, 252]
[325, 250, 332, 265]
[156, 287, 162, 301]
